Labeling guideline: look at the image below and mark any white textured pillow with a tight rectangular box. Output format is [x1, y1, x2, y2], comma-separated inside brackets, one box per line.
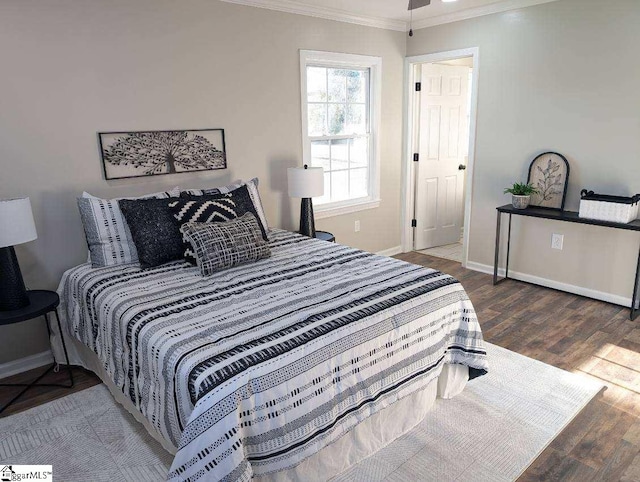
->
[240, 178, 269, 234]
[81, 187, 180, 200]
[78, 187, 180, 267]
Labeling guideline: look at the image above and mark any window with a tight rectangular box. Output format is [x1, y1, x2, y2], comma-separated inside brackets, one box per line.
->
[300, 51, 382, 218]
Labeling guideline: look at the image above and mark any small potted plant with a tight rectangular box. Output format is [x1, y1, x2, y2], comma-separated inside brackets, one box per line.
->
[504, 182, 539, 209]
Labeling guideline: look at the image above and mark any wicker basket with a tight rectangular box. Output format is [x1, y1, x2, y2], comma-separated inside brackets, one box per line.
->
[579, 190, 640, 224]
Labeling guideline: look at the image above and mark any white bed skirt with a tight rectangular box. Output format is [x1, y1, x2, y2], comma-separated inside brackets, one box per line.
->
[57, 334, 468, 481]
[261, 363, 467, 482]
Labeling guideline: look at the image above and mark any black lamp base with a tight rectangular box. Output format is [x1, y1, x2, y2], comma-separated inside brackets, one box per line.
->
[299, 198, 316, 238]
[0, 246, 30, 311]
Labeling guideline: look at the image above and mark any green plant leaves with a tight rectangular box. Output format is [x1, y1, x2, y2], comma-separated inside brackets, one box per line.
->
[504, 182, 539, 196]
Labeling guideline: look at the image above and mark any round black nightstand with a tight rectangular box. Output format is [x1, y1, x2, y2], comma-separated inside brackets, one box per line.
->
[315, 231, 335, 243]
[0, 290, 74, 414]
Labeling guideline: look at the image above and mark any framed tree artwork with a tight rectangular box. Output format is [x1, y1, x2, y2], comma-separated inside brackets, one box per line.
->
[98, 128, 227, 180]
[527, 151, 570, 211]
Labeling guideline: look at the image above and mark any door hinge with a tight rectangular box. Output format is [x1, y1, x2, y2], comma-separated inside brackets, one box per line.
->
[413, 153, 419, 162]
[415, 82, 421, 92]
[411, 219, 417, 227]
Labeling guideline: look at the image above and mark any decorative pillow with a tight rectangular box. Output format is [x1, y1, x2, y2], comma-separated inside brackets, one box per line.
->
[169, 195, 236, 264]
[180, 179, 243, 197]
[169, 185, 267, 264]
[180, 178, 269, 234]
[180, 213, 271, 276]
[175, 184, 268, 236]
[202, 179, 247, 195]
[239, 178, 269, 234]
[78, 187, 180, 267]
[118, 198, 185, 269]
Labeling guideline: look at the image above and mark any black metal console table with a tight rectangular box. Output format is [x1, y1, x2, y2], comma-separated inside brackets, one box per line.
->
[493, 204, 640, 320]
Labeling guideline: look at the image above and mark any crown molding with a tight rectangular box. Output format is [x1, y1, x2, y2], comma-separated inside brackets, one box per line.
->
[219, 0, 407, 31]
[410, 0, 559, 30]
[220, 0, 559, 32]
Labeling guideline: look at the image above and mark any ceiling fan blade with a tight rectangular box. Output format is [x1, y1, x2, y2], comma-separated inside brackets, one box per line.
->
[408, 0, 431, 10]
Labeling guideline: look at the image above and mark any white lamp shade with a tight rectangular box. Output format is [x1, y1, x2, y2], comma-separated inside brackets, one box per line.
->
[288, 166, 324, 198]
[0, 197, 37, 248]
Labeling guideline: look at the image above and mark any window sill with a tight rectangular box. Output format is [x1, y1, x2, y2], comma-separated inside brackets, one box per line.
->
[314, 199, 381, 219]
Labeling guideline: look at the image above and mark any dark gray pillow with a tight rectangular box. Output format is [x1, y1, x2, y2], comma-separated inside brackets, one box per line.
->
[118, 198, 184, 269]
[180, 213, 271, 276]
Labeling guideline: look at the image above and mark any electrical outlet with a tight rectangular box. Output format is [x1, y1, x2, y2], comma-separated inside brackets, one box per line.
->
[354, 220, 361, 232]
[551, 233, 564, 250]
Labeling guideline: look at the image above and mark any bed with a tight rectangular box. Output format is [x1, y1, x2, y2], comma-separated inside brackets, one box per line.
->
[53, 229, 488, 481]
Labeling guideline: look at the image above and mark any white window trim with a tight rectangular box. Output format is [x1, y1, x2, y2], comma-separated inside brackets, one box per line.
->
[300, 50, 382, 217]
[315, 198, 380, 220]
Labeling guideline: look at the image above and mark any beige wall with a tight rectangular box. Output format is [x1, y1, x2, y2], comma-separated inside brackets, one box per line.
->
[408, 0, 640, 304]
[0, 0, 405, 363]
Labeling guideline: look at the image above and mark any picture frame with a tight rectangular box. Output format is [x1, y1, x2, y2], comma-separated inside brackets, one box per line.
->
[527, 151, 570, 211]
[98, 128, 227, 180]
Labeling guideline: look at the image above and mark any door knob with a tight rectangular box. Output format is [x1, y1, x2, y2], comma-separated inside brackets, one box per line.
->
[458, 164, 466, 170]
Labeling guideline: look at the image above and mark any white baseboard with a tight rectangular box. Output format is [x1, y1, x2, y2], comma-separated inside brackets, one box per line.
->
[376, 245, 403, 257]
[465, 261, 633, 308]
[0, 350, 53, 380]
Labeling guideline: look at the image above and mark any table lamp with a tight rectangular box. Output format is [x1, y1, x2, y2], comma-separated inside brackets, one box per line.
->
[0, 198, 37, 311]
[288, 165, 324, 237]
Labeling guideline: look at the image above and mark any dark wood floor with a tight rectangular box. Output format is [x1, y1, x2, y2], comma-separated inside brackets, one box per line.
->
[2, 252, 639, 480]
[0, 365, 100, 417]
[396, 252, 640, 482]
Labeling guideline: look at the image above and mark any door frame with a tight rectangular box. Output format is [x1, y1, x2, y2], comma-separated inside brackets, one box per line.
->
[401, 47, 480, 267]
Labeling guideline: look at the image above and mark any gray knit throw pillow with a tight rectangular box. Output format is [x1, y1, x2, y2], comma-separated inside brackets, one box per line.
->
[179, 213, 271, 276]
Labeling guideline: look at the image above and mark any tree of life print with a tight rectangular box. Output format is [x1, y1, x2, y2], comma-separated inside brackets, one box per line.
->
[100, 130, 226, 179]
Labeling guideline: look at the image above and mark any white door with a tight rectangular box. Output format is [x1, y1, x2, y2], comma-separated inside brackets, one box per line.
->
[414, 63, 470, 250]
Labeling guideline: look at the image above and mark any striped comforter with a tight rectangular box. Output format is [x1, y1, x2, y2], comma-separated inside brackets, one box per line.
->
[58, 230, 488, 481]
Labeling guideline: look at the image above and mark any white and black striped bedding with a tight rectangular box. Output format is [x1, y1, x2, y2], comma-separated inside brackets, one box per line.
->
[58, 229, 487, 481]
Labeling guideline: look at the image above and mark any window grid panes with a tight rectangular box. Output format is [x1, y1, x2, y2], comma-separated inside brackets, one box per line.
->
[307, 66, 371, 205]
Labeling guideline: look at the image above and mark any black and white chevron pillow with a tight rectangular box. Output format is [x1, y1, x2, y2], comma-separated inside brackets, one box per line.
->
[168, 196, 238, 263]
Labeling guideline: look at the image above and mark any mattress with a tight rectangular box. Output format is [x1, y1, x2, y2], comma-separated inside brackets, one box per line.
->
[54, 229, 488, 481]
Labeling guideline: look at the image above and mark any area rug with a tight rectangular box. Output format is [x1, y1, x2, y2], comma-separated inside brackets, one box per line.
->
[0, 343, 603, 482]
